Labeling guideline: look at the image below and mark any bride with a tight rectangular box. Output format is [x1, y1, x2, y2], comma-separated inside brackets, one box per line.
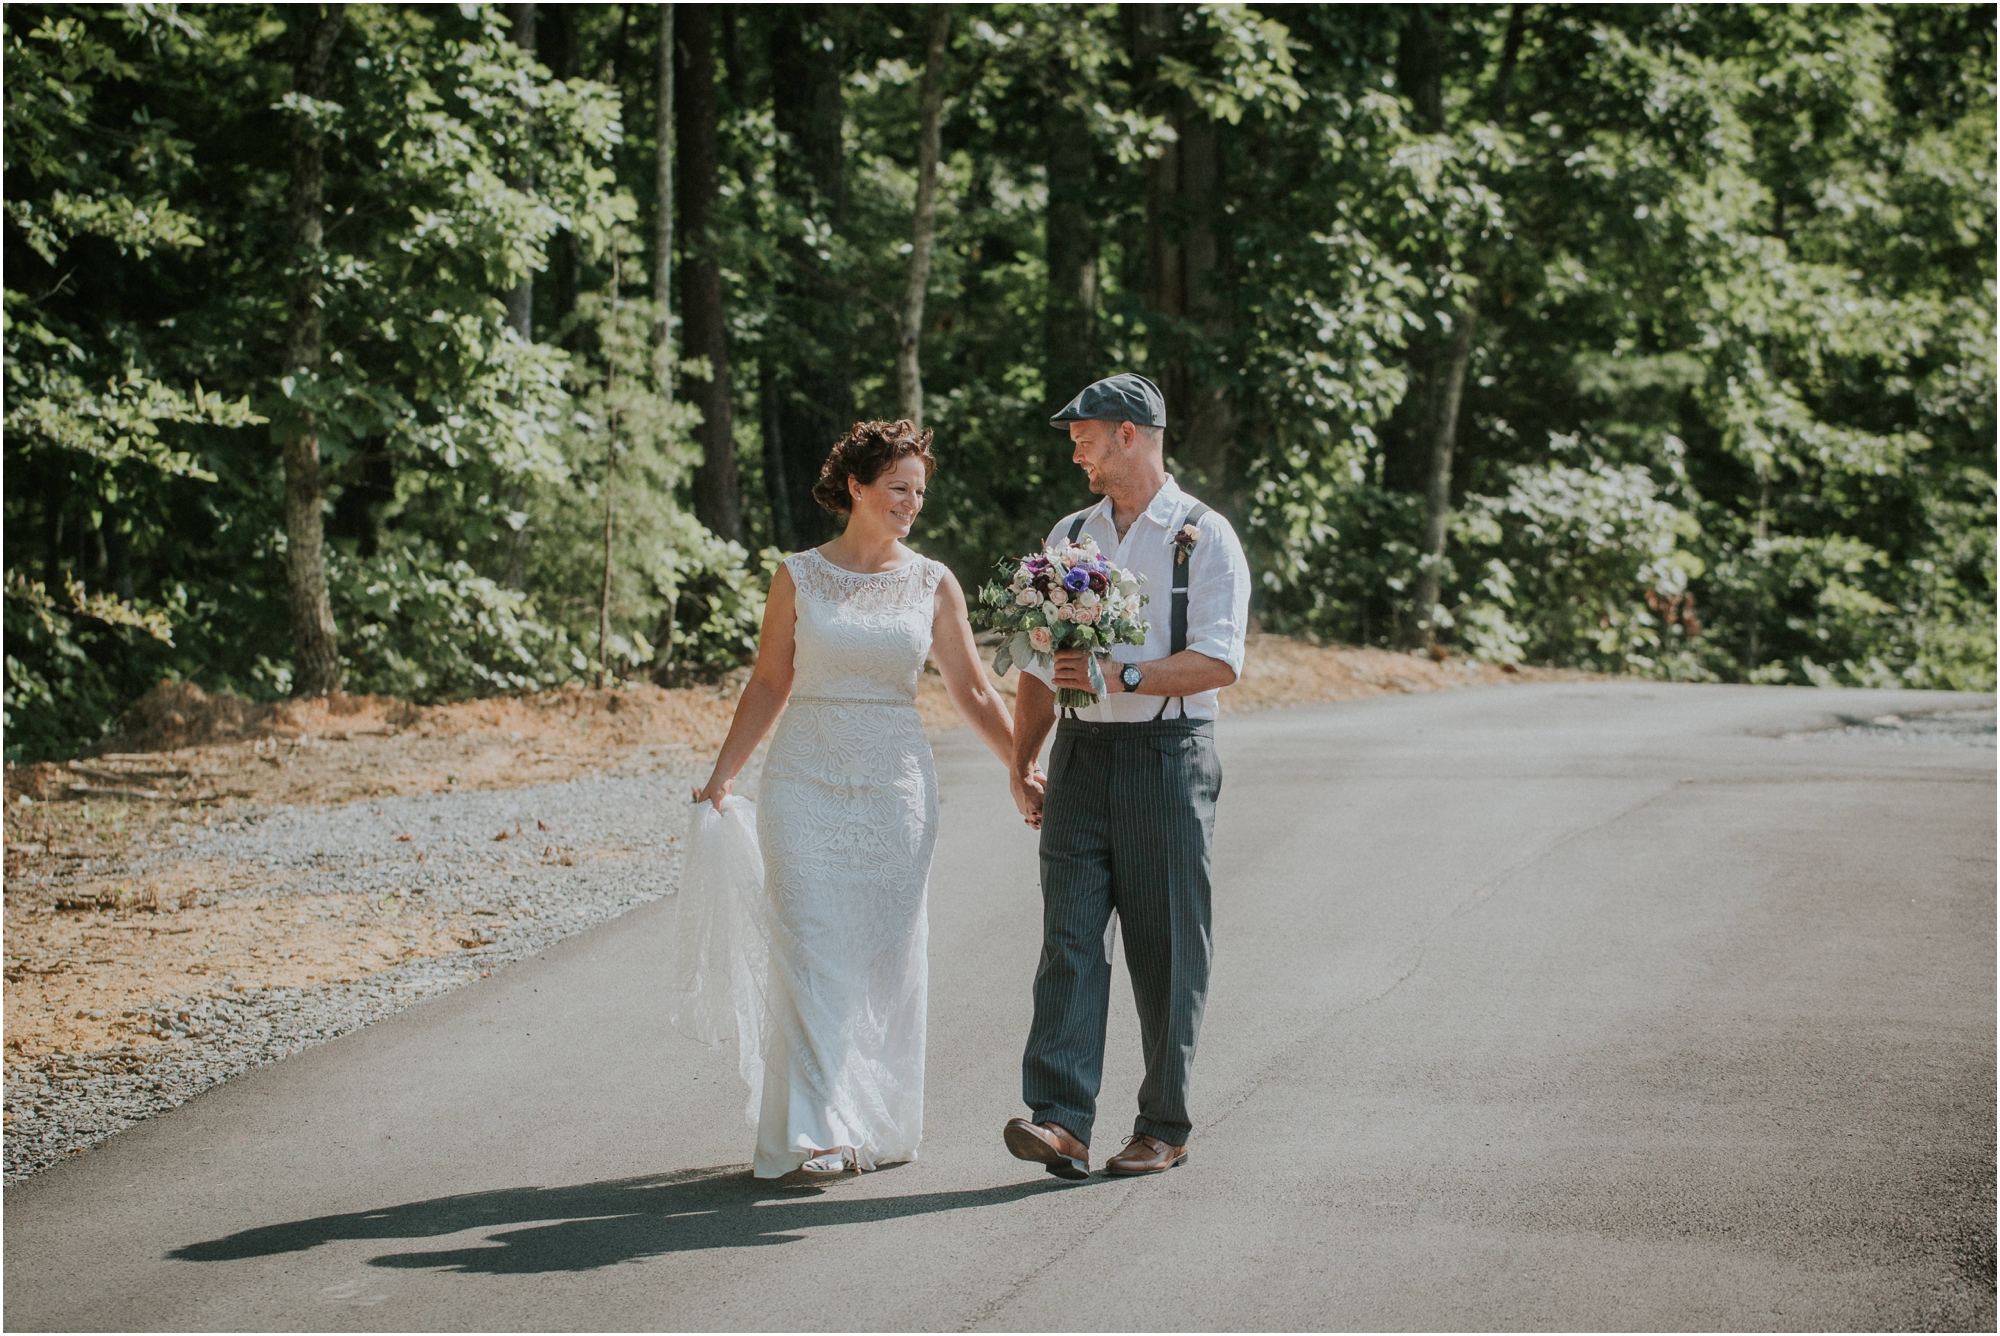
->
[690, 418, 1043, 1178]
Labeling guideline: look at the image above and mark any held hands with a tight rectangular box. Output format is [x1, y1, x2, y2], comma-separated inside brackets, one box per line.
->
[1010, 764, 1047, 830]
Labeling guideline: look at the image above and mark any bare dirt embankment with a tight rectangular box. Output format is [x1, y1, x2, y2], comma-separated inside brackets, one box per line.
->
[2, 638, 1578, 1072]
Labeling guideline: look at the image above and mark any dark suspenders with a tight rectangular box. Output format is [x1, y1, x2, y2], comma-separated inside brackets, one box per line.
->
[1065, 501, 1211, 719]
[1167, 501, 1210, 663]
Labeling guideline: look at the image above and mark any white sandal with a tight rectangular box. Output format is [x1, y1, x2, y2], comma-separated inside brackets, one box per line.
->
[800, 1148, 851, 1176]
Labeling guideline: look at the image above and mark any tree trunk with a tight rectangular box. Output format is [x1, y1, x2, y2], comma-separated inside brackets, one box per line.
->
[537, 0, 574, 80]
[769, 7, 847, 221]
[1043, 72, 1099, 402]
[767, 6, 848, 544]
[1383, 7, 1446, 504]
[1395, 4, 1446, 132]
[503, 3, 536, 341]
[1389, 4, 1446, 647]
[598, 482, 618, 686]
[759, 361, 795, 550]
[721, 19, 792, 550]
[1130, 5, 1234, 491]
[652, 4, 675, 397]
[1489, 4, 1527, 123]
[721, 4, 746, 105]
[328, 437, 393, 559]
[598, 453, 616, 685]
[107, 523, 133, 601]
[42, 471, 67, 591]
[282, 4, 346, 698]
[677, 4, 741, 542]
[895, 5, 949, 428]
[1395, 3, 1526, 650]
[1159, 101, 1233, 488]
[1407, 301, 1477, 648]
[599, 250, 623, 688]
[542, 3, 582, 343]
[1747, 471, 1770, 665]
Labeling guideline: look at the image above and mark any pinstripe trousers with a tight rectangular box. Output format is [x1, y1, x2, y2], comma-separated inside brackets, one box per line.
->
[1022, 716, 1221, 1148]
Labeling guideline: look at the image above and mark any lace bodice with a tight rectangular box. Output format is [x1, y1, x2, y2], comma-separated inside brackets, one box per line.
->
[786, 549, 946, 704]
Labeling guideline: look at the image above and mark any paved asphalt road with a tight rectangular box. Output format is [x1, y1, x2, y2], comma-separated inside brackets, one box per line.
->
[6, 682, 1993, 1332]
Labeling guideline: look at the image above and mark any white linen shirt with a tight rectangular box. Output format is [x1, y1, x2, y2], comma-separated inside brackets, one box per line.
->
[1020, 475, 1252, 722]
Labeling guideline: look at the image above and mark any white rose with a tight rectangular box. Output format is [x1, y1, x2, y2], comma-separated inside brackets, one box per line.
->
[1016, 587, 1043, 607]
[1076, 589, 1100, 608]
[1123, 597, 1141, 619]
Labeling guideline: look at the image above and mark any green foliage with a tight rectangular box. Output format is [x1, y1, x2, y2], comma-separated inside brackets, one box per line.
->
[1244, 4, 1993, 688]
[2, 3, 751, 755]
[506, 228, 765, 684]
[332, 542, 574, 701]
[2, 570, 181, 761]
[1454, 435, 1708, 677]
[664, 540, 781, 679]
[4, 3, 1992, 762]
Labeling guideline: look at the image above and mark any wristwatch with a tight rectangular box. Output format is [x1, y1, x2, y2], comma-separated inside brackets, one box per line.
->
[1119, 663, 1144, 693]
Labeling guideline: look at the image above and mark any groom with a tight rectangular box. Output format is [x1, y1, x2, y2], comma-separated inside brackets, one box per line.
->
[1004, 372, 1252, 1178]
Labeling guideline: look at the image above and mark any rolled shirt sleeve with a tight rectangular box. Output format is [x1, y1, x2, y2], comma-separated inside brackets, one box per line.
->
[1182, 510, 1252, 676]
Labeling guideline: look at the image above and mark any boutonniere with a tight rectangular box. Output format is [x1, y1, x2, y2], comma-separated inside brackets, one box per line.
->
[1172, 521, 1201, 566]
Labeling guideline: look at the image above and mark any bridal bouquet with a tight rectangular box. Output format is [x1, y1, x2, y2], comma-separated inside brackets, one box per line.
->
[976, 537, 1149, 710]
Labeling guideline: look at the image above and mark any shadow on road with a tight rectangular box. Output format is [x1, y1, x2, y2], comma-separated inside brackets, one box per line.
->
[166, 1166, 1096, 1274]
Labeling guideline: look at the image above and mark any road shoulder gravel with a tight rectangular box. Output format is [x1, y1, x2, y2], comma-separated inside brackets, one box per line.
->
[5, 759, 727, 1181]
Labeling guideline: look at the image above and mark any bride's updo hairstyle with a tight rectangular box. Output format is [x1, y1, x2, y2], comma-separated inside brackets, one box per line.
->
[812, 419, 937, 516]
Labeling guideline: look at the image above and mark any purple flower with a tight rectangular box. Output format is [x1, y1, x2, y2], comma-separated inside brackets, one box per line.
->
[1062, 568, 1091, 593]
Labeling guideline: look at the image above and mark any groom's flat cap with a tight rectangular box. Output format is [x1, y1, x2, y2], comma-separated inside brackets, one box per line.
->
[1050, 373, 1166, 429]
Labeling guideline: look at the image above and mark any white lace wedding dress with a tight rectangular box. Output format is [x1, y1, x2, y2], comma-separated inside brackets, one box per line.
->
[746, 548, 946, 1177]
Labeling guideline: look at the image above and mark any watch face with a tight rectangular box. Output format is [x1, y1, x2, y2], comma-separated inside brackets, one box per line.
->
[1121, 664, 1142, 688]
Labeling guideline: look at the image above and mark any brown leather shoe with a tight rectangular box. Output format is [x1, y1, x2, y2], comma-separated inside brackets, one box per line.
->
[1003, 1118, 1090, 1180]
[1103, 1134, 1186, 1176]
